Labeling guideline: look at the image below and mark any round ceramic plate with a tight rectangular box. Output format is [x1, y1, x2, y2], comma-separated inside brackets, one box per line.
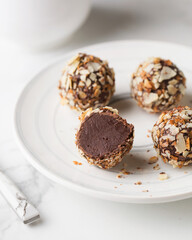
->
[14, 40, 192, 203]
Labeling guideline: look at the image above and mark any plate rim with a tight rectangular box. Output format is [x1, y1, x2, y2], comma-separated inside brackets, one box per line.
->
[13, 39, 192, 203]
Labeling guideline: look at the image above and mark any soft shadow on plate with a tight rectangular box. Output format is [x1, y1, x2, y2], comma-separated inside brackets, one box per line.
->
[180, 92, 192, 107]
[110, 92, 134, 114]
[107, 153, 148, 174]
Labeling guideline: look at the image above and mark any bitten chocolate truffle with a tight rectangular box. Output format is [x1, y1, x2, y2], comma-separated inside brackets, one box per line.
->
[58, 53, 115, 111]
[131, 57, 186, 113]
[76, 107, 134, 169]
[152, 106, 192, 168]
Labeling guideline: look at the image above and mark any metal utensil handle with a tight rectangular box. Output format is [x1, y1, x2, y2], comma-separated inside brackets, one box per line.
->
[0, 171, 40, 224]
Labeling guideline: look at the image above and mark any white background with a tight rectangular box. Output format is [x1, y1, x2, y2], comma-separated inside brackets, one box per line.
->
[0, 0, 192, 239]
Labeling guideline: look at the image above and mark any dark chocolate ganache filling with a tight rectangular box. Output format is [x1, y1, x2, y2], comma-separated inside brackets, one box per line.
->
[76, 111, 133, 158]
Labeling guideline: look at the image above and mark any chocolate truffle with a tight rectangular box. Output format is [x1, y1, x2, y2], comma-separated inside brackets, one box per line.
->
[131, 57, 186, 113]
[76, 107, 134, 169]
[58, 53, 115, 111]
[152, 106, 192, 168]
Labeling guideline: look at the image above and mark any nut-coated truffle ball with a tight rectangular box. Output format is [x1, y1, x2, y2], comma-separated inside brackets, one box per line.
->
[58, 53, 115, 111]
[152, 106, 192, 168]
[131, 57, 186, 113]
[76, 107, 134, 169]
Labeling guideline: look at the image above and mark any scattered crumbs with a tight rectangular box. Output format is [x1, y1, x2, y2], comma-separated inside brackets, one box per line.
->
[158, 172, 168, 181]
[114, 186, 118, 189]
[184, 171, 188, 174]
[73, 161, 82, 165]
[130, 154, 133, 157]
[120, 168, 132, 175]
[153, 163, 160, 170]
[147, 149, 150, 152]
[116, 174, 122, 179]
[147, 134, 150, 138]
[148, 129, 151, 133]
[137, 167, 142, 170]
[149, 156, 158, 164]
[134, 181, 142, 185]
[142, 190, 149, 192]
[120, 184, 123, 186]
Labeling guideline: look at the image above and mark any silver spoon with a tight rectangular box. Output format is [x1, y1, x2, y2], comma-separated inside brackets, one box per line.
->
[0, 170, 40, 224]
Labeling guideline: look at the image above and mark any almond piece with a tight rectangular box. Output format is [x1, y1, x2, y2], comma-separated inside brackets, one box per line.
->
[144, 93, 158, 104]
[78, 91, 86, 99]
[148, 156, 158, 164]
[175, 133, 186, 153]
[159, 66, 176, 82]
[144, 79, 152, 88]
[186, 137, 190, 150]
[167, 85, 178, 95]
[158, 172, 168, 181]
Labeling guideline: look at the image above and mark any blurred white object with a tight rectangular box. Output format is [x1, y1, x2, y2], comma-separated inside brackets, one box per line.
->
[0, 0, 90, 49]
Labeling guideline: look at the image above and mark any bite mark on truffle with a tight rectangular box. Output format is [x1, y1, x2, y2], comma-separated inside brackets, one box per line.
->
[76, 107, 134, 169]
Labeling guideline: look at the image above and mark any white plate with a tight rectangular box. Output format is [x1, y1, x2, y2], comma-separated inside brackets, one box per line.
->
[14, 40, 192, 203]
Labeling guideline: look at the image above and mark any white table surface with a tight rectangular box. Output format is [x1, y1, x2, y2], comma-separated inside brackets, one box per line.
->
[1, 0, 192, 239]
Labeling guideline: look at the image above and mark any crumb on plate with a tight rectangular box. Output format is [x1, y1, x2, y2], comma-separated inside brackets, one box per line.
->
[134, 181, 142, 185]
[73, 161, 82, 165]
[158, 172, 168, 180]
